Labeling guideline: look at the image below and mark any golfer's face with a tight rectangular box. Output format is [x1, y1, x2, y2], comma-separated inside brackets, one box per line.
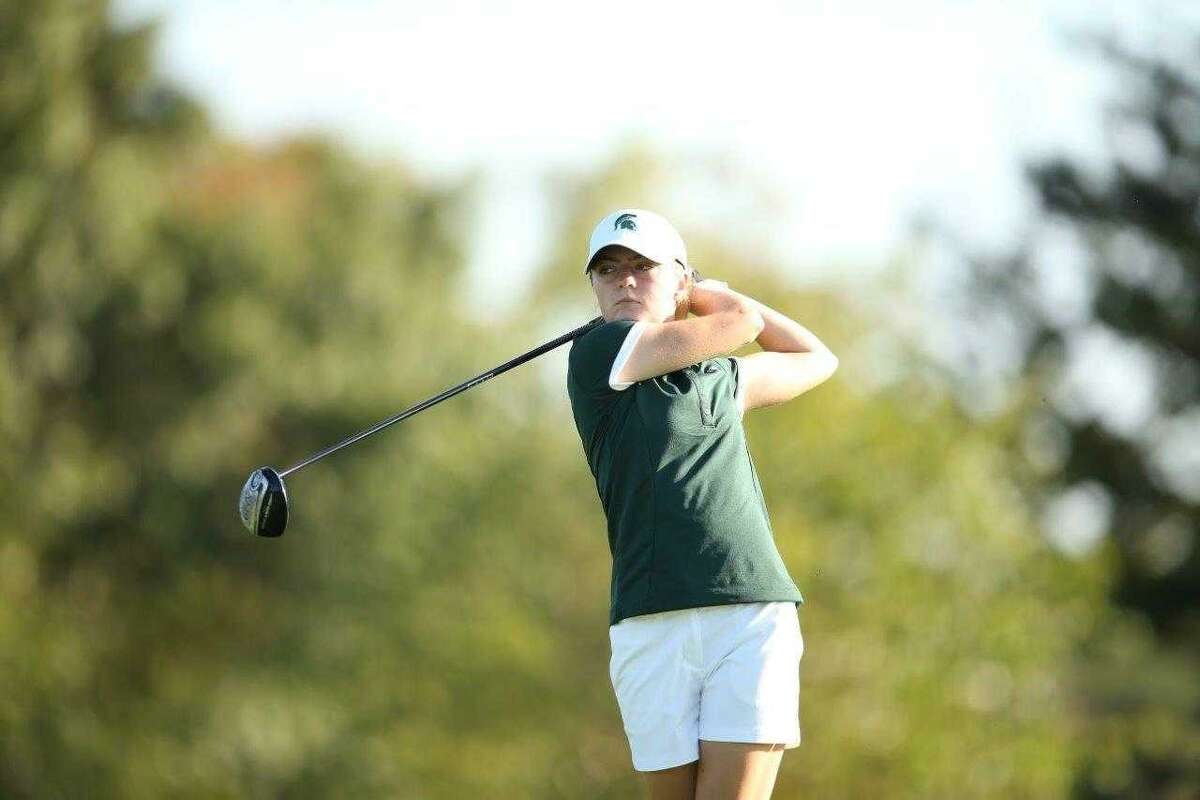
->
[590, 245, 681, 323]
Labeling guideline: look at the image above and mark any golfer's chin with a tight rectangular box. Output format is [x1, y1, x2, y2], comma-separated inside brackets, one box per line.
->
[608, 301, 651, 322]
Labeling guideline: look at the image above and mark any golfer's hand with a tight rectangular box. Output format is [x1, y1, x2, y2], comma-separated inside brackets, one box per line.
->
[688, 278, 734, 316]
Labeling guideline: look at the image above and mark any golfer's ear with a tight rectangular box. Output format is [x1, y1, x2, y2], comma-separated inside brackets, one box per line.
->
[673, 264, 694, 310]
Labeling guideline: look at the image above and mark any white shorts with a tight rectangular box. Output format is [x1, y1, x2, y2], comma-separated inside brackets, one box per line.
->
[608, 601, 804, 772]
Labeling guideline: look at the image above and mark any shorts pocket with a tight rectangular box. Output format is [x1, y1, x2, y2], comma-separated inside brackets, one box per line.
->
[785, 605, 804, 661]
[608, 622, 641, 689]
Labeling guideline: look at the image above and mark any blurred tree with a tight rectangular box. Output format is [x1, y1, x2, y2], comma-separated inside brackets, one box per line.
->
[0, 1, 480, 796]
[947, 27, 1200, 800]
[0, 1, 1121, 798]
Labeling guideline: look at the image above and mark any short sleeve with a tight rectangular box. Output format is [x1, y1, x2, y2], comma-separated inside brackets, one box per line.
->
[730, 356, 746, 417]
[568, 320, 647, 397]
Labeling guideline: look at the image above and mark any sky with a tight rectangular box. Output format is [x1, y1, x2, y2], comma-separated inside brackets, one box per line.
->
[109, 0, 1173, 311]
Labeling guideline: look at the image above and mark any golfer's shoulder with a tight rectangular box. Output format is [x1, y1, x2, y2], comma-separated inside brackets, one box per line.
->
[570, 319, 640, 361]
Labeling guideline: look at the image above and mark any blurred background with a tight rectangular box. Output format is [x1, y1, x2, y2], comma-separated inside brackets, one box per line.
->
[2, 0, 1198, 797]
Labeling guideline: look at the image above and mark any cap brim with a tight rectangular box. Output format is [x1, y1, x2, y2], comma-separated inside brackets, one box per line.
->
[584, 233, 674, 274]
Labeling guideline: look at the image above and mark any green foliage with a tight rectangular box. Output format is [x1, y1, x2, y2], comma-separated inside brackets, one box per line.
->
[0, 2, 1133, 798]
[952, 28, 1200, 799]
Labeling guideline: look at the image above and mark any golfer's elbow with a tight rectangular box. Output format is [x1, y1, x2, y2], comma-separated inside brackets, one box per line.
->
[823, 348, 839, 373]
[814, 347, 839, 381]
[794, 347, 839, 393]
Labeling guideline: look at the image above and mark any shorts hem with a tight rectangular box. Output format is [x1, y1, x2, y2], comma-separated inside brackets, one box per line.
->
[629, 731, 802, 771]
[632, 751, 700, 773]
[698, 728, 802, 748]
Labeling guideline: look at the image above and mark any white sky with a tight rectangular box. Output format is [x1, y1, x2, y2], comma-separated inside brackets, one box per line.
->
[111, 0, 1171, 312]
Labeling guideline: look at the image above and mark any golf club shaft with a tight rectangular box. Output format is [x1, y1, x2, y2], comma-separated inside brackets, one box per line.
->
[279, 316, 604, 478]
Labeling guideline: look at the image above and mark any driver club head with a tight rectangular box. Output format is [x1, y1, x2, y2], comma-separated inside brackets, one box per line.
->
[238, 466, 289, 537]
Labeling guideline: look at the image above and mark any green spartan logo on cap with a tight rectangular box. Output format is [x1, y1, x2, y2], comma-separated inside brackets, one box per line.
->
[614, 213, 638, 231]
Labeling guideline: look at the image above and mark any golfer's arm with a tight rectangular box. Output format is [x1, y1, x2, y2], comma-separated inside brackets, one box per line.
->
[724, 290, 833, 356]
[725, 290, 838, 410]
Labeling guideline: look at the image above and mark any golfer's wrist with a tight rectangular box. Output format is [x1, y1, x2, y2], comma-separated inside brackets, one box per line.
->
[689, 283, 741, 316]
[711, 293, 756, 320]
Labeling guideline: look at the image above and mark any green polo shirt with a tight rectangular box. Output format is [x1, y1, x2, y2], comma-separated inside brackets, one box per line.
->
[567, 318, 804, 626]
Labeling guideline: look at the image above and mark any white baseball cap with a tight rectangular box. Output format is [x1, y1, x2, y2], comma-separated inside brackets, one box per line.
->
[584, 208, 689, 274]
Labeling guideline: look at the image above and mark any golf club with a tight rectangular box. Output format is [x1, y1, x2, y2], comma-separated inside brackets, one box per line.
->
[238, 315, 604, 537]
[238, 263, 709, 538]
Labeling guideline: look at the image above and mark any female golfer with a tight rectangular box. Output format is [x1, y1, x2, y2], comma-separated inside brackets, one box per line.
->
[566, 209, 838, 800]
